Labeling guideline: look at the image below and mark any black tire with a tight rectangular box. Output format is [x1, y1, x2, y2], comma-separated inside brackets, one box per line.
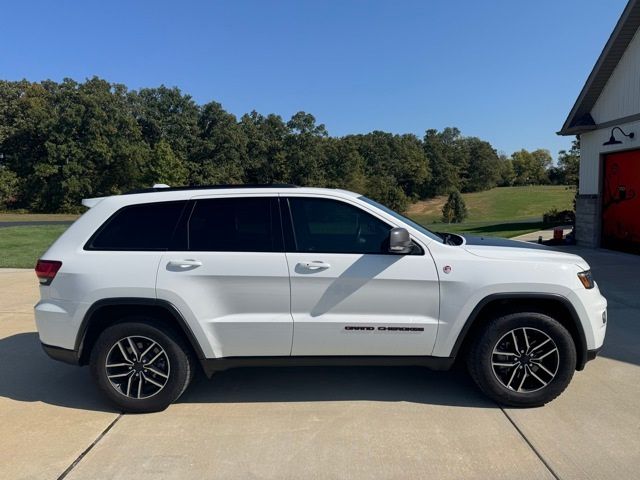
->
[467, 312, 576, 407]
[90, 318, 196, 413]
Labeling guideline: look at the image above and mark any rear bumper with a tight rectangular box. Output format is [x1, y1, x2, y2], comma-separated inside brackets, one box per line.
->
[41, 343, 80, 366]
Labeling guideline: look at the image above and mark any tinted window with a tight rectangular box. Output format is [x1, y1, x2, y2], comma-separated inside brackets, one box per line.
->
[188, 197, 282, 252]
[358, 195, 441, 242]
[288, 197, 391, 254]
[88, 201, 186, 250]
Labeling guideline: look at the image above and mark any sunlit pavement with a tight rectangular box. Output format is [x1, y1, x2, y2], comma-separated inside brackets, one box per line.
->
[1, 247, 638, 479]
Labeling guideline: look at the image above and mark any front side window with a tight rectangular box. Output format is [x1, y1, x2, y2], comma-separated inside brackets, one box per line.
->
[87, 201, 187, 251]
[287, 197, 391, 254]
[358, 195, 441, 242]
[188, 197, 282, 252]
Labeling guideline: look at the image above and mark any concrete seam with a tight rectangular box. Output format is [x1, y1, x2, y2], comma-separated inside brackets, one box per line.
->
[500, 407, 561, 480]
[57, 413, 123, 480]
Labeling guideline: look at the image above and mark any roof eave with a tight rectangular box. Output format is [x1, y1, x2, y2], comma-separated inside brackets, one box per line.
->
[557, 125, 597, 136]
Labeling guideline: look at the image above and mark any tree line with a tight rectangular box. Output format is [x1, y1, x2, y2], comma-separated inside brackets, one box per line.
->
[0, 77, 579, 213]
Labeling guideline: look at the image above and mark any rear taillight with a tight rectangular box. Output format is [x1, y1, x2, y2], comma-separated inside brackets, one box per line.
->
[35, 260, 62, 286]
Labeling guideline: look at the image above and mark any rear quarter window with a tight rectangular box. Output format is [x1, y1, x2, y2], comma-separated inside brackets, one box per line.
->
[86, 201, 187, 251]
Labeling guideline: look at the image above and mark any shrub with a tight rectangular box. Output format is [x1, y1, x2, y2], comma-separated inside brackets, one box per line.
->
[543, 208, 575, 226]
[442, 190, 468, 223]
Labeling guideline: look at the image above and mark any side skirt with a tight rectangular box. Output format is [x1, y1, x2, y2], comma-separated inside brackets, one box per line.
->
[201, 356, 454, 378]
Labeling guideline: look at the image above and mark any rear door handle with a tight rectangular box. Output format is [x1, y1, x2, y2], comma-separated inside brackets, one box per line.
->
[298, 261, 331, 270]
[167, 259, 203, 268]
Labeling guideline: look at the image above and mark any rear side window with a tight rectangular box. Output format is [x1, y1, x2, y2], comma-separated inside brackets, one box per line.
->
[188, 197, 282, 252]
[87, 201, 187, 251]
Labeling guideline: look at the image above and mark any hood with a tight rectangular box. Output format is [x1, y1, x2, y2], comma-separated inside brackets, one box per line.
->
[462, 236, 590, 270]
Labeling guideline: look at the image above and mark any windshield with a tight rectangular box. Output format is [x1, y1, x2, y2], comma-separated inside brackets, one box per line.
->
[358, 196, 441, 242]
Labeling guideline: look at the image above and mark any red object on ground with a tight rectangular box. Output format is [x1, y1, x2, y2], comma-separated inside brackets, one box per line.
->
[553, 227, 563, 241]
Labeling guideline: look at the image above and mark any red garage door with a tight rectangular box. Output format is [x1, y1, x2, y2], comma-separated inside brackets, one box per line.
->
[602, 150, 640, 254]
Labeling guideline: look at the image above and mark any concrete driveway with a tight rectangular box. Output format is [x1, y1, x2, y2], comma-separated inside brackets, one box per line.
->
[1, 247, 639, 480]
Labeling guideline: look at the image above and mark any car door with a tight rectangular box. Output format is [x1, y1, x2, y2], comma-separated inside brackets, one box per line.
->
[284, 195, 440, 356]
[156, 195, 293, 358]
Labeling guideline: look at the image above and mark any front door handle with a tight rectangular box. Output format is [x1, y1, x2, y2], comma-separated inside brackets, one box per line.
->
[167, 259, 203, 268]
[298, 261, 331, 270]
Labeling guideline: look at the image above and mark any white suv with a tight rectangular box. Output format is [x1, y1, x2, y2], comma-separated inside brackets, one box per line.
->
[35, 185, 607, 412]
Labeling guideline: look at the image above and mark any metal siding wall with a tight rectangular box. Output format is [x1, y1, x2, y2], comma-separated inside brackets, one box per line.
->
[592, 28, 640, 123]
[579, 131, 601, 195]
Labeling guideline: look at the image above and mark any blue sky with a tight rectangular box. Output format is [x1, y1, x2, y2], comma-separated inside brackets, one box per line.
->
[0, 0, 628, 158]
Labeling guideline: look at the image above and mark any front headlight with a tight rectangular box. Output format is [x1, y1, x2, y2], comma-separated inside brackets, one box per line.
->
[577, 270, 595, 289]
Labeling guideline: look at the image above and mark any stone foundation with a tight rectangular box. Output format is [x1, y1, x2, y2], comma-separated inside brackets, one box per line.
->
[575, 194, 601, 248]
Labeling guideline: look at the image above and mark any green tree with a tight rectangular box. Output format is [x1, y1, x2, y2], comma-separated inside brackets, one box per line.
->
[2, 78, 149, 211]
[0, 166, 18, 208]
[531, 149, 552, 184]
[497, 153, 515, 186]
[144, 139, 188, 186]
[239, 111, 289, 183]
[365, 175, 409, 212]
[511, 150, 532, 185]
[350, 131, 430, 203]
[423, 128, 462, 196]
[128, 86, 199, 164]
[462, 137, 501, 192]
[190, 101, 247, 184]
[557, 138, 580, 187]
[322, 136, 367, 192]
[511, 148, 552, 186]
[285, 111, 328, 186]
[390, 134, 430, 198]
[442, 190, 468, 223]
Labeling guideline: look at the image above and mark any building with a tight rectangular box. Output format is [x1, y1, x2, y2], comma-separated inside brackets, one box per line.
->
[559, 0, 640, 254]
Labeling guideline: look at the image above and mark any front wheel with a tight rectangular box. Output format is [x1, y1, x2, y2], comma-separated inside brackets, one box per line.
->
[467, 312, 576, 407]
[90, 319, 195, 413]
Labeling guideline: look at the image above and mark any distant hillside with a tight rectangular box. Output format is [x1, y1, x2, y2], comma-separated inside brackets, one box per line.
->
[407, 186, 576, 225]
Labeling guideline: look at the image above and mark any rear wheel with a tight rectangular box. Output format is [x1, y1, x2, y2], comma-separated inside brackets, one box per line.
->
[467, 312, 576, 407]
[90, 319, 195, 413]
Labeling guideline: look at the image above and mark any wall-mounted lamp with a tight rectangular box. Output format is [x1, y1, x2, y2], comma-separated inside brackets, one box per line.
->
[603, 126, 635, 146]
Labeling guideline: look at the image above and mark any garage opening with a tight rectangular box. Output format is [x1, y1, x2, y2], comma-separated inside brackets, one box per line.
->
[602, 150, 640, 254]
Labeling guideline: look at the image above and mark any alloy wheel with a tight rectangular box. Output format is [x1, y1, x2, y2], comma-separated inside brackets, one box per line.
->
[491, 327, 559, 393]
[105, 335, 171, 399]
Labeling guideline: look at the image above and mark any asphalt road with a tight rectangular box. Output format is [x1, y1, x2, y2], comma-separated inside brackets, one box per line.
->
[1, 246, 638, 479]
[0, 221, 73, 228]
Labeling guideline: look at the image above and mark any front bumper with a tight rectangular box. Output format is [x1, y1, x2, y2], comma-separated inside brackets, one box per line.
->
[586, 346, 602, 363]
[41, 343, 80, 366]
[569, 285, 607, 351]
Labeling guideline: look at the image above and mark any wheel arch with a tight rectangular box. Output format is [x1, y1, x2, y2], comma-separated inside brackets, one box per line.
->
[76, 298, 206, 367]
[452, 293, 589, 371]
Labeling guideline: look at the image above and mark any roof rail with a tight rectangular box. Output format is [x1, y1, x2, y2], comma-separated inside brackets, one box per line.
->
[125, 184, 299, 195]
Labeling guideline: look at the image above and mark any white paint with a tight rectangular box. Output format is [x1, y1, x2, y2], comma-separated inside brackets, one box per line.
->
[579, 117, 640, 194]
[592, 28, 640, 124]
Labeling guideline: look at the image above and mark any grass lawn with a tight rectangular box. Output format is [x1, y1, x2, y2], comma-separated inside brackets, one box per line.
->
[0, 213, 79, 222]
[0, 225, 69, 269]
[406, 186, 575, 239]
[425, 220, 548, 238]
[406, 185, 575, 225]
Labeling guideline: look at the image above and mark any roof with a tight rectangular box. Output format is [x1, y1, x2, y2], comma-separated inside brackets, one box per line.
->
[559, 0, 640, 135]
[82, 185, 361, 208]
[125, 183, 298, 194]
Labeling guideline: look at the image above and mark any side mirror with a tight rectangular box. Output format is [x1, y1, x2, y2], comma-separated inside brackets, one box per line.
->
[389, 227, 413, 254]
